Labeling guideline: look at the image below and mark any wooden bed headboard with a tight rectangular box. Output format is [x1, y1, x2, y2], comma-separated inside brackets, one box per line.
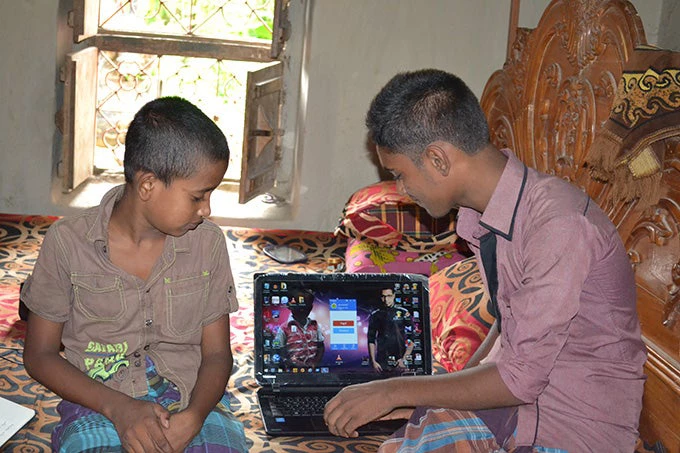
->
[480, 0, 680, 450]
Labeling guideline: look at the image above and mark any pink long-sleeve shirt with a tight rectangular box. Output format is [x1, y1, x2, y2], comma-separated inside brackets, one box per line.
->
[457, 150, 647, 451]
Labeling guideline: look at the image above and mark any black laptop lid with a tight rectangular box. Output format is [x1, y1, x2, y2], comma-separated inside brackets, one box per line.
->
[254, 273, 432, 388]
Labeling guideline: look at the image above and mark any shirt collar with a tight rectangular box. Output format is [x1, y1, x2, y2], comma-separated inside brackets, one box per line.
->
[478, 150, 527, 241]
[86, 185, 125, 244]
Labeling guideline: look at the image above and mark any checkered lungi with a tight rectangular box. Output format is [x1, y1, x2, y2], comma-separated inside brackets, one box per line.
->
[379, 406, 566, 453]
[52, 357, 247, 453]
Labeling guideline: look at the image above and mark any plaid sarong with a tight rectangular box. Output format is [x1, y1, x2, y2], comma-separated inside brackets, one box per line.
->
[378, 406, 567, 453]
[52, 357, 247, 453]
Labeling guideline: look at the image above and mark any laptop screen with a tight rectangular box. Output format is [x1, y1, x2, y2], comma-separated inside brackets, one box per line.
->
[254, 273, 432, 387]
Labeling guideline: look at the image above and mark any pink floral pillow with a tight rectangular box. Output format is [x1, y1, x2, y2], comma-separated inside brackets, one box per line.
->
[345, 237, 466, 276]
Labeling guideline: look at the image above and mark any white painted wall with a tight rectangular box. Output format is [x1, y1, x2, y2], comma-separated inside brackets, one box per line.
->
[0, 0, 672, 232]
[287, 0, 511, 231]
[0, 2, 60, 214]
[658, 0, 680, 50]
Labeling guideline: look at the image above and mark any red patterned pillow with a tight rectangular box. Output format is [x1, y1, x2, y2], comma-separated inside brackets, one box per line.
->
[335, 181, 458, 252]
[429, 257, 495, 372]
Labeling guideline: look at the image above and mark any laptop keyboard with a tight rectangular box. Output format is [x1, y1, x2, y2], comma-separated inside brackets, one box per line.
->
[270, 394, 331, 416]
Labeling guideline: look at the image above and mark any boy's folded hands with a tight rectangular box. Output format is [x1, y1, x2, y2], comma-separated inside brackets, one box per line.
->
[110, 399, 172, 453]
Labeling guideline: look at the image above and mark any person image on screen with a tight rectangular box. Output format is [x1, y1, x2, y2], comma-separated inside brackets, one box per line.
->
[367, 288, 414, 375]
[275, 290, 325, 368]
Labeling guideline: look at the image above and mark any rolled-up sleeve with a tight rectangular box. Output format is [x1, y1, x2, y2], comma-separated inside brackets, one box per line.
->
[21, 223, 73, 323]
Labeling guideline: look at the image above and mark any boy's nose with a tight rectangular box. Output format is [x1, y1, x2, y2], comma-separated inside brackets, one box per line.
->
[198, 200, 211, 218]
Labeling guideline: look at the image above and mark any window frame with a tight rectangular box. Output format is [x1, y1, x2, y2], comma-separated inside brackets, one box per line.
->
[61, 0, 287, 203]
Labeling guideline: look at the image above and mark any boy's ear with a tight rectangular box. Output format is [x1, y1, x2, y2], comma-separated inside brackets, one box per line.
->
[424, 142, 452, 177]
[136, 171, 158, 201]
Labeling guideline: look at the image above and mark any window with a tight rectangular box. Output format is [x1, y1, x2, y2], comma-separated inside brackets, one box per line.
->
[60, 0, 288, 204]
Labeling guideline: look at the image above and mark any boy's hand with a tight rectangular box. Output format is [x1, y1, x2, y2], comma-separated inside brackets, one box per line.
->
[164, 408, 203, 452]
[109, 399, 172, 452]
[324, 380, 396, 438]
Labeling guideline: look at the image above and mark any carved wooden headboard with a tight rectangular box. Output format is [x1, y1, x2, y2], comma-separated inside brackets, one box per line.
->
[480, 0, 680, 449]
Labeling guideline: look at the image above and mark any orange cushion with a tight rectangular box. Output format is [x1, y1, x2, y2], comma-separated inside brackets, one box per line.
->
[429, 257, 495, 372]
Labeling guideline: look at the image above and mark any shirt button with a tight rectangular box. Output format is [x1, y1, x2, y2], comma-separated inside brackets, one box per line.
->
[134, 351, 141, 358]
[134, 360, 141, 367]
[143, 345, 150, 351]
[145, 319, 153, 327]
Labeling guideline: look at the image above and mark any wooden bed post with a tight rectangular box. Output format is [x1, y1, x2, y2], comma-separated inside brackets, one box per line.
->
[507, 0, 521, 60]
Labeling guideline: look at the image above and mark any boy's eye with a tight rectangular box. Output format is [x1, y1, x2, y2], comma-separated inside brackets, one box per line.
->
[192, 195, 203, 202]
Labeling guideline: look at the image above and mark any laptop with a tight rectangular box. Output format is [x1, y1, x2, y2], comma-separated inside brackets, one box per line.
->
[254, 272, 432, 436]
[0, 396, 35, 446]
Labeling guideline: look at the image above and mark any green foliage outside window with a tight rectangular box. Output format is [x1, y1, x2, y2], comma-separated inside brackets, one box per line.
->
[101, 0, 274, 42]
[94, 0, 276, 178]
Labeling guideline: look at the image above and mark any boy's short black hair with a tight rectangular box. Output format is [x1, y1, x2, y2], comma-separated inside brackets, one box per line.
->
[365, 69, 490, 160]
[124, 96, 229, 184]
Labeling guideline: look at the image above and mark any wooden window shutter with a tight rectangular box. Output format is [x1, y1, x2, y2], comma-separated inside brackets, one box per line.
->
[239, 62, 284, 204]
[70, 0, 100, 43]
[62, 47, 98, 193]
[271, 0, 290, 59]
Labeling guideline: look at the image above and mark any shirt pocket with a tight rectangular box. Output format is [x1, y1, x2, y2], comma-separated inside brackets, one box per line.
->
[71, 274, 126, 321]
[164, 272, 210, 337]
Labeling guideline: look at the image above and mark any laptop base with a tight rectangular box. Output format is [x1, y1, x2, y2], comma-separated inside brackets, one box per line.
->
[258, 388, 406, 436]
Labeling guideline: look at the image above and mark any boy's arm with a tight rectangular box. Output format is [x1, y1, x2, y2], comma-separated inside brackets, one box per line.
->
[324, 362, 523, 438]
[164, 315, 232, 450]
[24, 313, 172, 453]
